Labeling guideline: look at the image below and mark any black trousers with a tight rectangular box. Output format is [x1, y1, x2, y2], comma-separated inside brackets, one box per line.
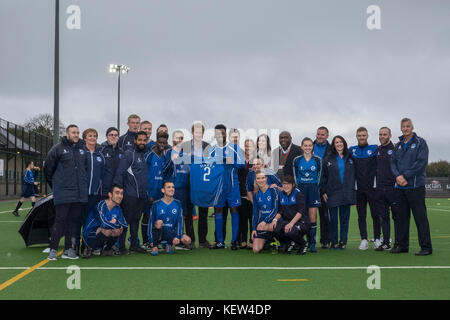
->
[92, 233, 118, 250]
[374, 185, 398, 245]
[393, 187, 432, 251]
[74, 195, 100, 250]
[50, 202, 82, 251]
[119, 196, 146, 249]
[318, 194, 330, 245]
[238, 198, 253, 244]
[274, 218, 309, 246]
[356, 188, 381, 240]
[185, 200, 195, 243]
[197, 206, 209, 244]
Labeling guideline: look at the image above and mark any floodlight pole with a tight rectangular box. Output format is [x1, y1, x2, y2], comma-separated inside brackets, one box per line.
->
[117, 71, 121, 133]
[53, 0, 60, 145]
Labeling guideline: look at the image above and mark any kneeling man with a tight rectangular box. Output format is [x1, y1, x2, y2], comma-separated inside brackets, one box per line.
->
[148, 181, 192, 255]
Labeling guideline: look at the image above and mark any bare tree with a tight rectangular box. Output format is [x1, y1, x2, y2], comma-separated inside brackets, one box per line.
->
[23, 113, 65, 138]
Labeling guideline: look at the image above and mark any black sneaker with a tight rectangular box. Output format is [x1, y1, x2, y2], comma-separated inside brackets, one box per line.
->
[284, 241, 295, 254]
[210, 242, 225, 249]
[199, 241, 211, 248]
[231, 241, 239, 251]
[375, 243, 391, 251]
[12, 210, 20, 217]
[297, 245, 307, 255]
[338, 242, 346, 250]
[81, 247, 92, 259]
[321, 243, 329, 249]
[130, 246, 146, 254]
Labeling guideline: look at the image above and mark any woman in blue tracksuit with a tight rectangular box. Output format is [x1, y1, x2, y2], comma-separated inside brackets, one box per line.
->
[292, 137, 322, 253]
[321, 135, 356, 250]
[76, 128, 105, 255]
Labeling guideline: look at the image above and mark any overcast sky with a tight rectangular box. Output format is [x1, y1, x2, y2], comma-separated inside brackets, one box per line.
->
[1, 0, 449, 161]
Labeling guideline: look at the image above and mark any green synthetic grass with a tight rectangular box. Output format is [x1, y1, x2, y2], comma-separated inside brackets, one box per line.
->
[1, 198, 450, 300]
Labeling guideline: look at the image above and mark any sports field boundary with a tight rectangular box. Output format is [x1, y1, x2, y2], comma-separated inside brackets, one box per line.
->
[1, 266, 450, 270]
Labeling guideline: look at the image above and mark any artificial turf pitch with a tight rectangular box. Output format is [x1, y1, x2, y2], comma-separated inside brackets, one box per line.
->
[0, 198, 449, 300]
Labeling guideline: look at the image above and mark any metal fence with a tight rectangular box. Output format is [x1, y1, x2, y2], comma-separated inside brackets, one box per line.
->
[0, 118, 52, 200]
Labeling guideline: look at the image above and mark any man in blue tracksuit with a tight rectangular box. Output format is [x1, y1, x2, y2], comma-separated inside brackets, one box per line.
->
[44, 124, 88, 261]
[118, 114, 141, 151]
[313, 126, 332, 248]
[148, 180, 192, 255]
[82, 185, 128, 257]
[113, 131, 148, 254]
[390, 118, 432, 256]
[208, 125, 245, 250]
[349, 127, 380, 250]
[99, 127, 123, 199]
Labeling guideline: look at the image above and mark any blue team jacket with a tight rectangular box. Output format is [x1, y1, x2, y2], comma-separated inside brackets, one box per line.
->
[252, 187, 279, 231]
[145, 146, 173, 200]
[86, 147, 105, 196]
[391, 133, 429, 188]
[99, 141, 123, 197]
[82, 200, 128, 247]
[292, 155, 323, 186]
[113, 145, 148, 199]
[44, 137, 88, 205]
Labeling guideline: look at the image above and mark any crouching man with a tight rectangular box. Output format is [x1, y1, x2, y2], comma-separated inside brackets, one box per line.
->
[82, 185, 128, 257]
[148, 181, 191, 255]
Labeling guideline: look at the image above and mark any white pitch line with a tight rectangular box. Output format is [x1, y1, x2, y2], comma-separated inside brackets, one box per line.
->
[427, 207, 450, 213]
[0, 266, 450, 270]
[0, 208, 31, 214]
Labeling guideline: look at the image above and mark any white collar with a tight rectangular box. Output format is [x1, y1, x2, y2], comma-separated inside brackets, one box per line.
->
[280, 143, 292, 154]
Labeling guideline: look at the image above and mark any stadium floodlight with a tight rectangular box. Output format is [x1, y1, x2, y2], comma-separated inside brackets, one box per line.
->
[109, 64, 130, 133]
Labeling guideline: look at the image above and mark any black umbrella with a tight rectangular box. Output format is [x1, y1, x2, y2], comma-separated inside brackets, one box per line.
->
[18, 194, 56, 246]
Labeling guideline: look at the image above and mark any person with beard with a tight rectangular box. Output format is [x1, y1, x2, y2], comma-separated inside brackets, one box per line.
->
[271, 131, 302, 180]
[374, 127, 396, 251]
[113, 131, 149, 254]
[45, 124, 88, 260]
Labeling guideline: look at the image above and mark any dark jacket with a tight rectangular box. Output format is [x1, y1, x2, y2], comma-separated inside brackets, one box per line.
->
[391, 133, 428, 188]
[349, 144, 377, 190]
[118, 130, 136, 152]
[376, 142, 395, 188]
[238, 160, 252, 197]
[44, 137, 88, 205]
[99, 141, 123, 197]
[271, 143, 303, 179]
[113, 145, 148, 199]
[321, 153, 356, 208]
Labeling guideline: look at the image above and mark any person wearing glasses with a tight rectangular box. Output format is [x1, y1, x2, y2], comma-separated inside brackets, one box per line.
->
[99, 127, 123, 200]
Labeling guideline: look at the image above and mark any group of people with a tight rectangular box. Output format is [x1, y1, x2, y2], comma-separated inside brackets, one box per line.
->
[14, 114, 433, 259]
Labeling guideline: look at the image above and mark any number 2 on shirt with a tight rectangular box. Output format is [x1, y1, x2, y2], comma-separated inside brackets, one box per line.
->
[203, 166, 211, 181]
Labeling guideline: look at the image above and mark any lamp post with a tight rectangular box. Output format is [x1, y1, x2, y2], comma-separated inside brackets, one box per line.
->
[109, 64, 130, 133]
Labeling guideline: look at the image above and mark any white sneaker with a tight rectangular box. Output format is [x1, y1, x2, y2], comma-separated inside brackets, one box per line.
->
[374, 239, 382, 249]
[359, 239, 369, 250]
